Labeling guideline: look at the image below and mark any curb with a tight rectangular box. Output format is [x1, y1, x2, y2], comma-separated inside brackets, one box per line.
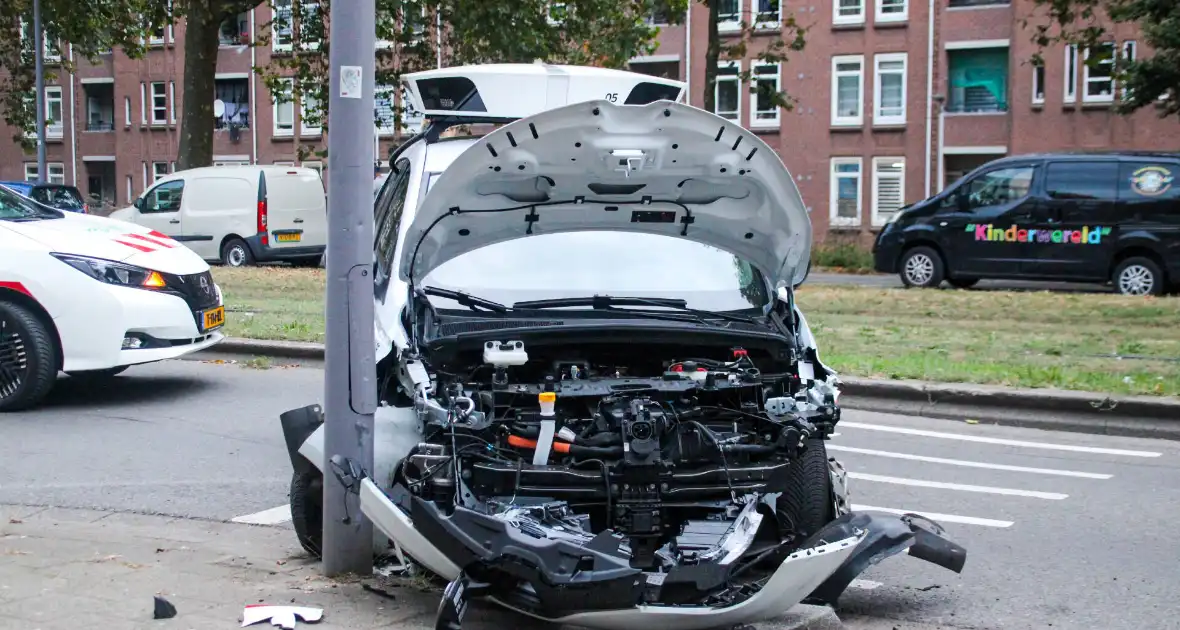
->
[202, 338, 1180, 439]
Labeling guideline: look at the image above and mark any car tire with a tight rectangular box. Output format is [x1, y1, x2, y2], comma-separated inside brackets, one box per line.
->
[1113, 257, 1165, 296]
[222, 239, 254, 267]
[290, 470, 324, 558]
[899, 246, 945, 288]
[948, 277, 979, 289]
[0, 300, 58, 412]
[776, 438, 835, 539]
[67, 366, 130, 379]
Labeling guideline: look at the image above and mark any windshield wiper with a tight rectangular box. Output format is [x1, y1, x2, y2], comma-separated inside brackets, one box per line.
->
[512, 295, 759, 325]
[419, 286, 509, 313]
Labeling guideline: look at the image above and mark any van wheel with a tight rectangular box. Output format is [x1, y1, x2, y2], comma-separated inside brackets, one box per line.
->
[1113, 257, 1164, 296]
[948, 277, 979, 289]
[0, 300, 58, 412]
[222, 239, 254, 267]
[290, 470, 323, 558]
[899, 247, 945, 288]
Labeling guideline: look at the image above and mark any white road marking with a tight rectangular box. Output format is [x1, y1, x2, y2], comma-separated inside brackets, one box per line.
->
[829, 444, 1113, 479]
[852, 504, 1014, 528]
[840, 421, 1162, 458]
[231, 505, 291, 525]
[848, 472, 1068, 499]
[848, 579, 883, 590]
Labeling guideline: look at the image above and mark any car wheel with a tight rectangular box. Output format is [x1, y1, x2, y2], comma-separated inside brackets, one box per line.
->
[67, 366, 130, 379]
[222, 239, 254, 267]
[0, 300, 58, 412]
[899, 247, 945, 288]
[776, 438, 835, 539]
[1113, 257, 1165, 296]
[948, 277, 979, 289]
[290, 470, 324, 558]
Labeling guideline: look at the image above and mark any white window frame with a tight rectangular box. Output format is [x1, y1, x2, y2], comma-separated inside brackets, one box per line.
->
[873, 53, 907, 125]
[871, 157, 905, 226]
[45, 86, 64, 139]
[1083, 42, 1116, 104]
[754, 0, 782, 28]
[829, 157, 863, 227]
[750, 63, 781, 128]
[1121, 40, 1137, 101]
[272, 0, 293, 53]
[1064, 45, 1078, 103]
[142, 162, 148, 188]
[300, 89, 322, 135]
[274, 161, 295, 167]
[1032, 62, 1045, 105]
[875, 0, 907, 23]
[302, 160, 323, 178]
[831, 55, 865, 127]
[169, 81, 176, 123]
[140, 83, 147, 124]
[152, 162, 170, 183]
[47, 163, 65, 184]
[126, 175, 134, 204]
[150, 82, 168, 125]
[24, 163, 38, 182]
[718, 0, 741, 33]
[713, 60, 742, 122]
[124, 96, 131, 126]
[834, 0, 866, 26]
[273, 79, 294, 136]
[299, 0, 322, 51]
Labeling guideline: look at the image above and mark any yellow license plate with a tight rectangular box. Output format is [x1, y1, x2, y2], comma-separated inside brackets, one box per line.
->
[275, 232, 302, 243]
[202, 306, 225, 331]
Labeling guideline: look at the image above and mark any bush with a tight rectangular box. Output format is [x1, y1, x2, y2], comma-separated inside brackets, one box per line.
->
[811, 238, 875, 273]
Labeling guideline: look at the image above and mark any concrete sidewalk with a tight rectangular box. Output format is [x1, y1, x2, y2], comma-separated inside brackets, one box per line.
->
[0, 504, 842, 630]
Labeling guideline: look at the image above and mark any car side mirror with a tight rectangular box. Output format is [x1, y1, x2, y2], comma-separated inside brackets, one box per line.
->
[955, 192, 970, 213]
[133, 197, 144, 211]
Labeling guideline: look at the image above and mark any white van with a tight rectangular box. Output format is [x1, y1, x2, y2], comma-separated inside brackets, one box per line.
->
[110, 165, 326, 267]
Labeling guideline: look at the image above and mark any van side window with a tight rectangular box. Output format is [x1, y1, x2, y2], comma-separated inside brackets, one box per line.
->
[143, 180, 184, 213]
[1117, 162, 1178, 201]
[374, 158, 411, 286]
[1044, 161, 1119, 201]
[945, 166, 1037, 213]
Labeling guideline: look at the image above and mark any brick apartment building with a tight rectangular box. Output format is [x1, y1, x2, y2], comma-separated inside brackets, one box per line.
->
[3, 0, 1178, 238]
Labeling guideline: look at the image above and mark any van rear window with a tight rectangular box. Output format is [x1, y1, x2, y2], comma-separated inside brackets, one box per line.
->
[1118, 162, 1178, 201]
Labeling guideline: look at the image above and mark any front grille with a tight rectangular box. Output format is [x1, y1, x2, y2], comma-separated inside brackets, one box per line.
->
[163, 271, 220, 311]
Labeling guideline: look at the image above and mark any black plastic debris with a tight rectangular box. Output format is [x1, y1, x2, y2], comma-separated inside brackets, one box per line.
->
[153, 596, 177, 619]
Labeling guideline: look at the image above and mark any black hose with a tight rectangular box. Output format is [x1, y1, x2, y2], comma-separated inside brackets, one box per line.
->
[573, 458, 612, 520]
[569, 444, 624, 458]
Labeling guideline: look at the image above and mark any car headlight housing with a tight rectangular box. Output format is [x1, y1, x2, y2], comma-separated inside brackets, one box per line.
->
[51, 254, 168, 289]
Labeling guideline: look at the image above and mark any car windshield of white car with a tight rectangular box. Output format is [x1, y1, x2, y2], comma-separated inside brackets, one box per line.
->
[421, 231, 770, 314]
[0, 186, 63, 221]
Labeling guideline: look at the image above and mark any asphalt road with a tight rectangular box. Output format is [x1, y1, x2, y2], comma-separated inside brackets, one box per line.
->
[3, 359, 1178, 630]
[808, 272, 1112, 294]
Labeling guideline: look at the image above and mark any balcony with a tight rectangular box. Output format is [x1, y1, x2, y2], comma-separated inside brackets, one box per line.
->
[83, 83, 116, 133]
[946, 47, 1009, 114]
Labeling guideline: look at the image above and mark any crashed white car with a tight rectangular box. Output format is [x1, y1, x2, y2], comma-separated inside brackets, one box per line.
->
[280, 64, 965, 629]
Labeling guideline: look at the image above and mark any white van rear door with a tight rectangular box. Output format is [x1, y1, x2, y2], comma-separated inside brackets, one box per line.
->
[265, 167, 327, 250]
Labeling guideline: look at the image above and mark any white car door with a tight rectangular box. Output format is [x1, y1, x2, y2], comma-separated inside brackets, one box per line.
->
[132, 179, 186, 246]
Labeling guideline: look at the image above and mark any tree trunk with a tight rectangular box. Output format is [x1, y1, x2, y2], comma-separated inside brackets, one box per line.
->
[702, 0, 720, 113]
[177, 1, 222, 170]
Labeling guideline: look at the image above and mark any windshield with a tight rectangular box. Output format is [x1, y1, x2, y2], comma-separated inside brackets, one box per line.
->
[422, 231, 770, 312]
[32, 186, 85, 210]
[0, 185, 63, 221]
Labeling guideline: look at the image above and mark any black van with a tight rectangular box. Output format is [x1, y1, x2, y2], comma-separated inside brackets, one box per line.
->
[872, 152, 1180, 296]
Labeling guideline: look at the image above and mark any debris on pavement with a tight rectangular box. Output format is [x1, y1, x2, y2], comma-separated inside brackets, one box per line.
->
[361, 583, 398, 601]
[153, 596, 178, 619]
[241, 604, 323, 628]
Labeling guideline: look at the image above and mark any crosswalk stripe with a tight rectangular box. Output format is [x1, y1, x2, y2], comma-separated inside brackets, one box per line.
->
[852, 504, 1014, 528]
[839, 421, 1162, 458]
[231, 505, 291, 525]
[829, 444, 1113, 479]
[848, 472, 1068, 500]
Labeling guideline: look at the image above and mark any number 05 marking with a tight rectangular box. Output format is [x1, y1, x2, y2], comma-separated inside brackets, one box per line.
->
[605, 93, 618, 102]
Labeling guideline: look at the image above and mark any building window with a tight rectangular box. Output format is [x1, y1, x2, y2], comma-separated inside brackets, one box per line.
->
[273, 0, 293, 52]
[169, 81, 176, 123]
[375, 85, 396, 136]
[1064, 45, 1078, 103]
[124, 96, 131, 126]
[834, 0, 866, 25]
[300, 1, 322, 50]
[140, 83, 147, 124]
[830, 158, 863, 227]
[873, 53, 906, 125]
[1083, 43, 1115, 103]
[273, 79, 294, 136]
[84, 83, 116, 132]
[713, 61, 742, 121]
[126, 175, 134, 204]
[755, 0, 781, 26]
[1121, 40, 1137, 101]
[25, 163, 66, 184]
[24, 163, 37, 182]
[1032, 62, 1045, 105]
[152, 162, 170, 182]
[718, 0, 740, 31]
[872, 158, 905, 225]
[947, 47, 1009, 113]
[215, 78, 250, 129]
[45, 86, 64, 139]
[751, 63, 781, 127]
[876, 0, 907, 23]
[301, 90, 322, 135]
[220, 13, 249, 46]
[150, 82, 167, 124]
[831, 55, 865, 126]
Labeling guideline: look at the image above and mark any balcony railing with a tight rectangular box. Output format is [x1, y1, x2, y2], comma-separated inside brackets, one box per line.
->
[948, 0, 1010, 7]
[86, 121, 114, 132]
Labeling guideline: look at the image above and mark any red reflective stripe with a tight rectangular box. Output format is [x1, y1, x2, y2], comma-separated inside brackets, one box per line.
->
[0, 281, 33, 298]
[113, 239, 155, 252]
[147, 230, 174, 242]
[126, 232, 175, 248]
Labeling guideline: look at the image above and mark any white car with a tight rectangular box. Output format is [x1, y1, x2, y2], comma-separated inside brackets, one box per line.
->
[0, 185, 225, 411]
[279, 64, 966, 630]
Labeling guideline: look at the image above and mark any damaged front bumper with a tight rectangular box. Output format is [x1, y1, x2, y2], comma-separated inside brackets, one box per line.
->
[356, 477, 966, 629]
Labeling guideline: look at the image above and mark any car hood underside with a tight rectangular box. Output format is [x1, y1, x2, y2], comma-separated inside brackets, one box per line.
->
[398, 99, 813, 290]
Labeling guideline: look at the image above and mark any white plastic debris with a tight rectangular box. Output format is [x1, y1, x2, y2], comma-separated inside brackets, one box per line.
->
[241, 605, 323, 629]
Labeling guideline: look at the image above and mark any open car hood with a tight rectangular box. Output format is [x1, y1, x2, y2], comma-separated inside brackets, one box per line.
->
[398, 99, 813, 289]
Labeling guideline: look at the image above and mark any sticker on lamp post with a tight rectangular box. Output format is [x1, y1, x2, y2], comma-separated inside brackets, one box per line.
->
[340, 66, 362, 99]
